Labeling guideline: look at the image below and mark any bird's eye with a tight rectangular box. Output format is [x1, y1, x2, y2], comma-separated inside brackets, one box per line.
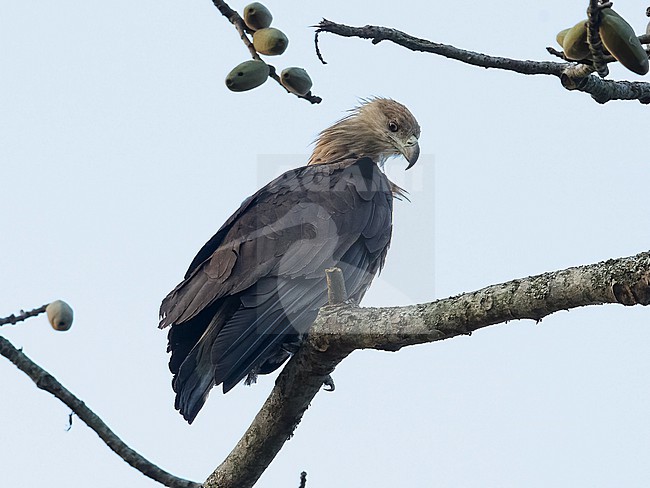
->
[388, 121, 399, 133]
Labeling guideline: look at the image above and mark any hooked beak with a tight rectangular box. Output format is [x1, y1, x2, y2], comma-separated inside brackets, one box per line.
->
[401, 135, 420, 170]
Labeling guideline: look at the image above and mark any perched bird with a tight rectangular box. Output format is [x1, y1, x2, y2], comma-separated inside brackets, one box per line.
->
[159, 98, 420, 423]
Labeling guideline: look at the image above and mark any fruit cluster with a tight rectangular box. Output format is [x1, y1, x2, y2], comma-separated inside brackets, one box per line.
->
[225, 2, 313, 95]
[556, 7, 649, 75]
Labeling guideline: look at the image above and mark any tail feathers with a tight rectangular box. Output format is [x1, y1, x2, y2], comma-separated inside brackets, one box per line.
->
[167, 314, 211, 376]
[170, 303, 235, 424]
[173, 349, 215, 424]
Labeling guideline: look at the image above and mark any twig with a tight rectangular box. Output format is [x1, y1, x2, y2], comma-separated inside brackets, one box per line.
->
[314, 19, 650, 104]
[547, 46, 575, 62]
[325, 267, 347, 305]
[315, 20, 564, 75]
[66, 412, 76, 432]
[299, 471, 307, 488]
[548, 45, 650, 67]
[586, 0, 611, 77]
[314, 29, 327, 64]
[0, 304, 48, 326]
[203, 250, 650, 488]
[0, 336, 201, 488]
[210, 0, 322, 104]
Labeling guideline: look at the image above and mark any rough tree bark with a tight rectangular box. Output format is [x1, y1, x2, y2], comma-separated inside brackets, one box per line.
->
[204, 250, 650, 488]
[3, 251, 649, 487]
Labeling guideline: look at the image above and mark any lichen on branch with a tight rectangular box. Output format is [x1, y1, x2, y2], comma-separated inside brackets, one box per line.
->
[3, 250, 649, 487]
[203, 250, 650, 488]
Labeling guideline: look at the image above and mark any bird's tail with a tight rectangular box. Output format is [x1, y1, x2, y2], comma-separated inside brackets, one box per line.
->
[170, 306, 232, 424]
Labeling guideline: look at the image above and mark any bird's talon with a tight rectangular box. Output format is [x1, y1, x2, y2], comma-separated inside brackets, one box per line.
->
[323, 375, 335, 391]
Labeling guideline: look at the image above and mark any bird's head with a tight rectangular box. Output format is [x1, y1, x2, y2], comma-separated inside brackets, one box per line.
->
[308, 98, 421, 169]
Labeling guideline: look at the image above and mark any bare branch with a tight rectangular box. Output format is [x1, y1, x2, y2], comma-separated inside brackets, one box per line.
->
[316, 19, 565, 75]
[0, 304, 48, 326]
[0, 336, 201, 488]
[4, 248, 649, 488]
[586, 0, 610, 77]
[314, 19, 650, 104]
[210, 0, 322, 104]
[204, 250, 650, 488]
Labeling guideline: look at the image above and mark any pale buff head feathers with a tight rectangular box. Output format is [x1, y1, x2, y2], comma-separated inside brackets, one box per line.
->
[308, 98, 421, 169]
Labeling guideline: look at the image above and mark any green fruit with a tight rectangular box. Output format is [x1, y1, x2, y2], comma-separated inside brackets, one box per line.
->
[243, 2, 273, 31]
[225, 60, 270, 92]
[253, 28, 289, 56]
[46, 300, 73, 331]
[280, 67, 313, 96]
[600, 8, 649, 75]
[563, 20, 590, 60]
[556, 28, 570, 48]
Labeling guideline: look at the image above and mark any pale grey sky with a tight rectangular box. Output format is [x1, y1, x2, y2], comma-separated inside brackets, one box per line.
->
[2, 1, 650, 487]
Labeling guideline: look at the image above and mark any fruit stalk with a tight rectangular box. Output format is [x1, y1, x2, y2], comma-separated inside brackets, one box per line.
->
[586, 0, 609, 77]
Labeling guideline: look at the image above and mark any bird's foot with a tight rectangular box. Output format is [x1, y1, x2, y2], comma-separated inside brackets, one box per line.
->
[322, 375, 335, 392]
[245, 372, 258, 386]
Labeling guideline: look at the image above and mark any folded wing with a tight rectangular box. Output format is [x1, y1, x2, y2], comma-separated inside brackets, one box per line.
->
[159, 157, 393, 423]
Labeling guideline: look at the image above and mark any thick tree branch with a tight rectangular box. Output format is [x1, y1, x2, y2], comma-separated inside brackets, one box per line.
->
[205, 339, 347, 488]
[5, 251, 649, 487]
[0, 337, 201, 488]
[314, 19, 650, 104]
[204, 250, 650, 488]
[210, 0, 322, 104]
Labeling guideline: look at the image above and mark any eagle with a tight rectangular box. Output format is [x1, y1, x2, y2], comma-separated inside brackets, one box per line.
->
[160, 98, 420, 423]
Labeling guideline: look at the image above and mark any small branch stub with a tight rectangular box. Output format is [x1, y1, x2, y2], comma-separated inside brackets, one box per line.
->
[299, 471, 307, 488]
[325, 267, 347, 305]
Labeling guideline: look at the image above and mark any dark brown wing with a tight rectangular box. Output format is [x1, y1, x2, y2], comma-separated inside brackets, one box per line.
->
[159, 157, 393, 423]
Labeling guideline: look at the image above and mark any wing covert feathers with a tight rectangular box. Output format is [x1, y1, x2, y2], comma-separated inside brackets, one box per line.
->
[160, 157, 394, 423]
